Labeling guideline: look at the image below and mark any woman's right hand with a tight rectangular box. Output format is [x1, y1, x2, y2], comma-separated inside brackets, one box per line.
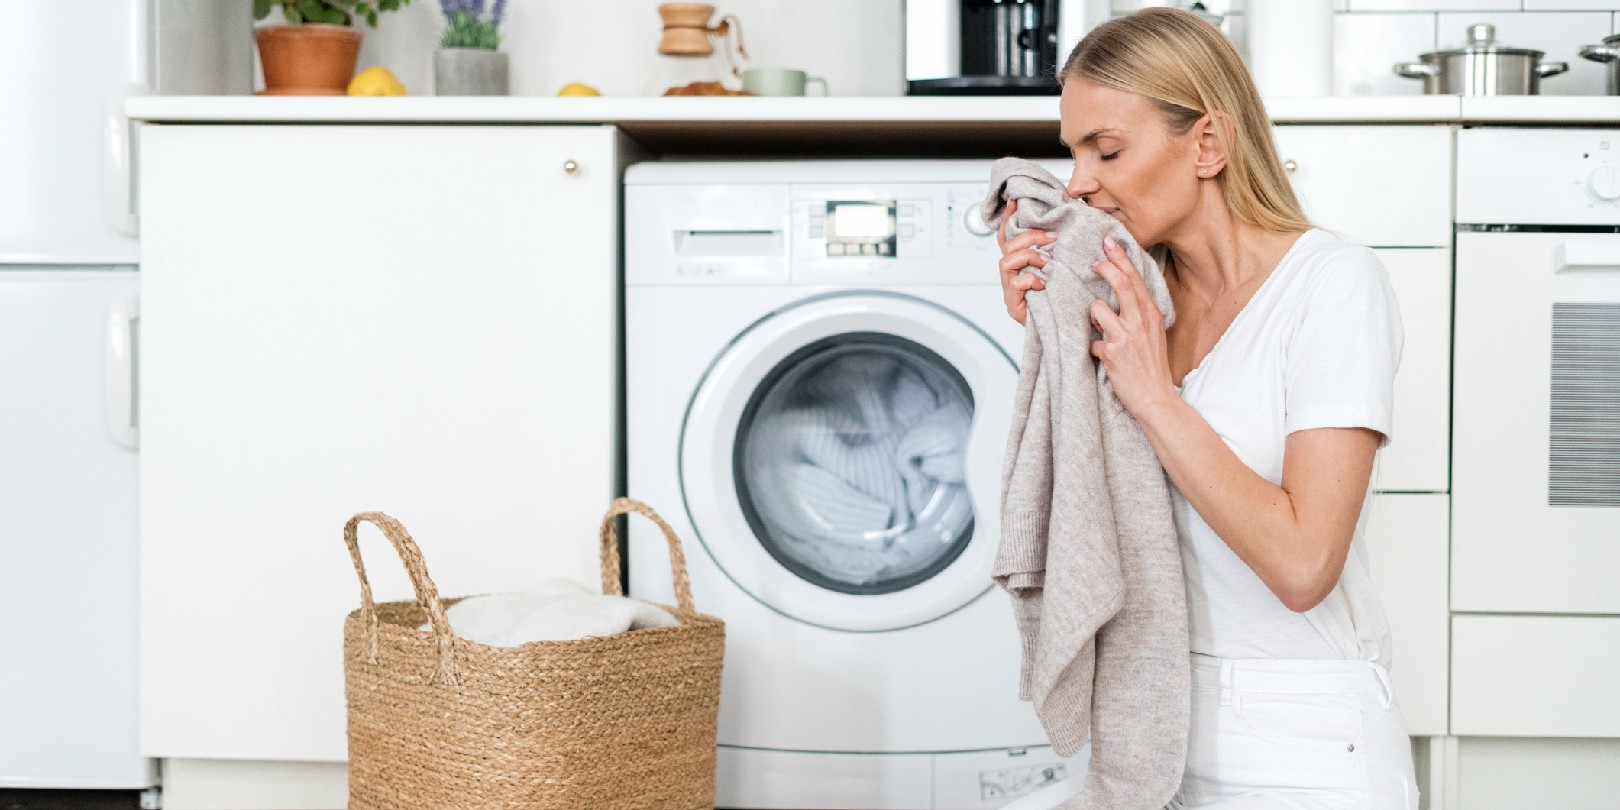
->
[996, 200, 1056, 326]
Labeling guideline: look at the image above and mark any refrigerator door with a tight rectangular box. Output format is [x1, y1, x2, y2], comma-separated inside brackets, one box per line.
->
[0, 268, 155, 788]
[0, 2, 144, 264]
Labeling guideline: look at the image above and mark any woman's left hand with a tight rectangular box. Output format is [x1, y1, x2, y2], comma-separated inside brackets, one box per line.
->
[1089, 235, 1179, 420]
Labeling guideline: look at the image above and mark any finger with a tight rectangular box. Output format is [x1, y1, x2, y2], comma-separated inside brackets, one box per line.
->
[999, 248, 1049, 280]
[1000, 230, 1058, 261]
[1012, 273, 1046, 293]
[997, 201, 1015, 249]
[1092, 256, 1142, 323]
[1090, 299, 1123, 337]
[1101, 235, 1155, 321]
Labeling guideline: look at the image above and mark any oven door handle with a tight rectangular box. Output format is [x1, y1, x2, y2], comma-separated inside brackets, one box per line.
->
[1553, 240, 1620, 272]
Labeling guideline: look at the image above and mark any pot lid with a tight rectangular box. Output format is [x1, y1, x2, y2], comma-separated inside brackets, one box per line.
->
[1423, 23, 1545, 58]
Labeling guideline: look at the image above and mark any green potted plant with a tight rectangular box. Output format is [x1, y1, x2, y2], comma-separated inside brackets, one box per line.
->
[434, 0, 509, 96]
[253, 0, 414, 95]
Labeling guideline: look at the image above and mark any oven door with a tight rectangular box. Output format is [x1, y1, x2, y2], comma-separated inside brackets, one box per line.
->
[1453, 229, 1620, 614]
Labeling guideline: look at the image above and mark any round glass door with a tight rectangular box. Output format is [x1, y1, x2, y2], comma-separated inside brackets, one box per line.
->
[680, 292, 1016, 632]
[734, 332, 976, 596]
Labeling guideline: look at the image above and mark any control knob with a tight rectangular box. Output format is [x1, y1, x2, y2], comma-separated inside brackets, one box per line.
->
[962, 205, 995, 237]
[1587, 164, 1620, 202]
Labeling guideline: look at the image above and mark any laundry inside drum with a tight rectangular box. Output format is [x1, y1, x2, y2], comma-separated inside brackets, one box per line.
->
[734, 332, 977, 596]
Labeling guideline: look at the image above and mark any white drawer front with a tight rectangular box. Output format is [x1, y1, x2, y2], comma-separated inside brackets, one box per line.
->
[1364, 494, 1449, 737]
[1452, 615, 1620, 737]
[1375, 248, 1450, 493]
[1272, 126, 1452, 248]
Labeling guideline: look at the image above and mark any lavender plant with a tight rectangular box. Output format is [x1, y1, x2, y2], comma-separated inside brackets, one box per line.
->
[253, 0, 413, 27]
[440, 0, 506, 49]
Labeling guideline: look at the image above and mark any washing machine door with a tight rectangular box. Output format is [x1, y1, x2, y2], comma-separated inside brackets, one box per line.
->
[681, 291, 1016, 632]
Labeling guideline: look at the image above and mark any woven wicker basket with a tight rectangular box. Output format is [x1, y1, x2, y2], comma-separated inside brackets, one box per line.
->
[340, 498, 726, 810]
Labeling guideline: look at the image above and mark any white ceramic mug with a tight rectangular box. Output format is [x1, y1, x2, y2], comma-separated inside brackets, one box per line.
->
[741, 68, 829, 97]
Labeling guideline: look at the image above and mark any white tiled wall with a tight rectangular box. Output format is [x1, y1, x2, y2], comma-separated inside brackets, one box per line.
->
[284, 0, 1620, 98]
[1141, 0, 1620, 97]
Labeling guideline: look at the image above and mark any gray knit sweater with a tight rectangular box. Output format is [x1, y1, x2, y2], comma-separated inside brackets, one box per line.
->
[981, 158, 1189, 810]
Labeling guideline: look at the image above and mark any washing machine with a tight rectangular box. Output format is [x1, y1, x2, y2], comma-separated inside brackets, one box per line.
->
[625, 160, 1085, 810]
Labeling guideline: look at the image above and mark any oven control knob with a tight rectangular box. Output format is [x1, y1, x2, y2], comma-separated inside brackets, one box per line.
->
[963, 206, 995, 237]
[1587, 165, 1620, 202]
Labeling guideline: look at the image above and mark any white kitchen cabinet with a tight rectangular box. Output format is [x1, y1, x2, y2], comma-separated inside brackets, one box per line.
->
[1452, 615, 1620, 738]
[1374, 248, 1450, 494]
[1362, 493, 1448, 737]
[1272, 126, 1452, 249]
[139, 124, 632, 767]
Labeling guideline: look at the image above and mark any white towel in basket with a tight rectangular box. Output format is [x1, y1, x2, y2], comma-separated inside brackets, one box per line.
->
[422, 577, 680, 647]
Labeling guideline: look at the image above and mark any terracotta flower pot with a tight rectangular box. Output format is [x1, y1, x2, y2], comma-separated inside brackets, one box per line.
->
[255, 23, 362, 96]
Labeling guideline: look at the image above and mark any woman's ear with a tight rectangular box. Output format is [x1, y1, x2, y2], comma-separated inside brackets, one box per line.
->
[1193, 110, 1233, 179]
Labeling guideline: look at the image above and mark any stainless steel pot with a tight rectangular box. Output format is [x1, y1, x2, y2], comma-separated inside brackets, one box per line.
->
[1394, 24, 1569, 95]
[1579, 33, 1620, 95]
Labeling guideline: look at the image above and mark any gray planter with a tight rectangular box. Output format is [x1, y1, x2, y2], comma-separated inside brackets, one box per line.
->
[434, 49, 509, 96]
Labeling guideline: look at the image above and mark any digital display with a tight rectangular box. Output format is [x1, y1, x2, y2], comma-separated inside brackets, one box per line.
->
[831, 202, 895, 239]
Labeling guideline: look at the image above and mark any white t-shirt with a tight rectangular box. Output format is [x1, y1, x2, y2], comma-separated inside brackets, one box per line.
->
[1168, 228, 1403, 666]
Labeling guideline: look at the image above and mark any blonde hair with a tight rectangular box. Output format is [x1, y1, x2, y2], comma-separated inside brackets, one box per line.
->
[1060, 8, 1310, 233]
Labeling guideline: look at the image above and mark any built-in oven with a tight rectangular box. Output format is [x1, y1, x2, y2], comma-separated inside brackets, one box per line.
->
[1452, 127, 1620, 615]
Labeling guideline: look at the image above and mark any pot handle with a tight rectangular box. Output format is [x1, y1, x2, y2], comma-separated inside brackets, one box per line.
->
[1537, 61, 1570, 78]
[1393, 62, 1440, 79]
[1580, 44, 1620, 64]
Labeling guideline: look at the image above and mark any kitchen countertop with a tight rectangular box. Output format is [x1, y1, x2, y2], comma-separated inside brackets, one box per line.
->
[127, 95, 1620, 156]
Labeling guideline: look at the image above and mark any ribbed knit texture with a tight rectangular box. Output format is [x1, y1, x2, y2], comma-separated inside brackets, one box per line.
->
[982, 158, 1191, 810]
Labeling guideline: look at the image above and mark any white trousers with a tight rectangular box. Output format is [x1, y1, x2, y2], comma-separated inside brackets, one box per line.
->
[1002, 655, 1419, 810]
[1168, 654, 1419, 810]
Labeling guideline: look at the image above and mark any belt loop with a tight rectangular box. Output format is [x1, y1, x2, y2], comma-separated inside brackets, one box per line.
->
[1219, 658, 1235, 707]
[1368, 661, 1394, 709]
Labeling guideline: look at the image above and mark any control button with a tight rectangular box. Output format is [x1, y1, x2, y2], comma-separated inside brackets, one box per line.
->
[829, 244, 846, 256]
[877, 243, 891, 255]
[861, 244, 876, 255]
[809, 225, 824, 238]
[899, 223, 916, 239]
[898, 204, 917, 217]
[1587, 165, 1620, 202]
[963, 206, 995, 237]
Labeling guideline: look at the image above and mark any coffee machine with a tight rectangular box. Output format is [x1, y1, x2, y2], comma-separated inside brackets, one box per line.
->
[906, 0, 1110, 95]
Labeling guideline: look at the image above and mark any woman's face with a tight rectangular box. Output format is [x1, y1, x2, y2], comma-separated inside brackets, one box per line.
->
[1059, 78, 1208, 247]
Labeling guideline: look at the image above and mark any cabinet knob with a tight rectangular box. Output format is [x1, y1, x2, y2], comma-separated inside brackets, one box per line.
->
[563, 159, 580, 176]
[1283, 159, 1298, 174]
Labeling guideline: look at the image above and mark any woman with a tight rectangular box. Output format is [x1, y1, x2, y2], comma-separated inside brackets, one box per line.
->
[997, 8, 1417, 809]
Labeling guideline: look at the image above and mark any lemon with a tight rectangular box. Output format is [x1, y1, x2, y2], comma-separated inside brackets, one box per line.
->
[557, 82, 602, 97]
[348, 66, 406, 97]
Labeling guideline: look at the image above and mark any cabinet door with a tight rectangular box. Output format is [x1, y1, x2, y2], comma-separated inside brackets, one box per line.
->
[139, 125, 621, 761]
[1453, 615, 1620, 737]
[1271, 126, 1452, 248]
[1363, 493, 1448, 737]
[1374, 248, 1450, 494]
[0, 270, 154, 787]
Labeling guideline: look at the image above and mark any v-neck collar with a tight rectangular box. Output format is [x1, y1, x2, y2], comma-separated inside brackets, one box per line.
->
[1172, 229, 1319, 394]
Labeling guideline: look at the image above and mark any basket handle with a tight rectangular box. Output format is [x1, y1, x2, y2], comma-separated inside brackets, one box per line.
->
[343, 512, 458, 686]
[598, 498, 696, 614]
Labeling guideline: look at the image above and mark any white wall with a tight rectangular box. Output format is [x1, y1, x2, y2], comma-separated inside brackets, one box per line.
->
[309, 0, 1620, 98]
[351, 0, 906, 98]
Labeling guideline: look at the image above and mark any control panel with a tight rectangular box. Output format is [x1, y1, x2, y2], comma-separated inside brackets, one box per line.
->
[1457, 128, 1620, 226]
[625, 160, 1074, 287]
[790, 182, 1002, 286]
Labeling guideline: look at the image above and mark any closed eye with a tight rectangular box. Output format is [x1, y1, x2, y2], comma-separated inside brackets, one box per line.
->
[1100, 152, 1120, 161]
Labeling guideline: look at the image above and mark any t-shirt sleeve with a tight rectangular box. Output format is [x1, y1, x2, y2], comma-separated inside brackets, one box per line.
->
[1283, 247, 1404, 448]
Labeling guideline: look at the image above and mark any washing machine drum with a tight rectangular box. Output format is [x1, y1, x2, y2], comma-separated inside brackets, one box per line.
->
[734, 333, 976, 596]
[680, 292, 1011, 632]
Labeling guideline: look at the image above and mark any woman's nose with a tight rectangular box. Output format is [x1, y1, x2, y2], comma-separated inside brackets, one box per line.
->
[1066, 165, 1098, 200]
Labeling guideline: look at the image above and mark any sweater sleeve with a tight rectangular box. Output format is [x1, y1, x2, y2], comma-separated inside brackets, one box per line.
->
[1283, 247, 1404, 448]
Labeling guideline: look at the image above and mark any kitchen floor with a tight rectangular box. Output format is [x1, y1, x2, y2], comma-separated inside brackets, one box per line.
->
[0, 792, 141, 810]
